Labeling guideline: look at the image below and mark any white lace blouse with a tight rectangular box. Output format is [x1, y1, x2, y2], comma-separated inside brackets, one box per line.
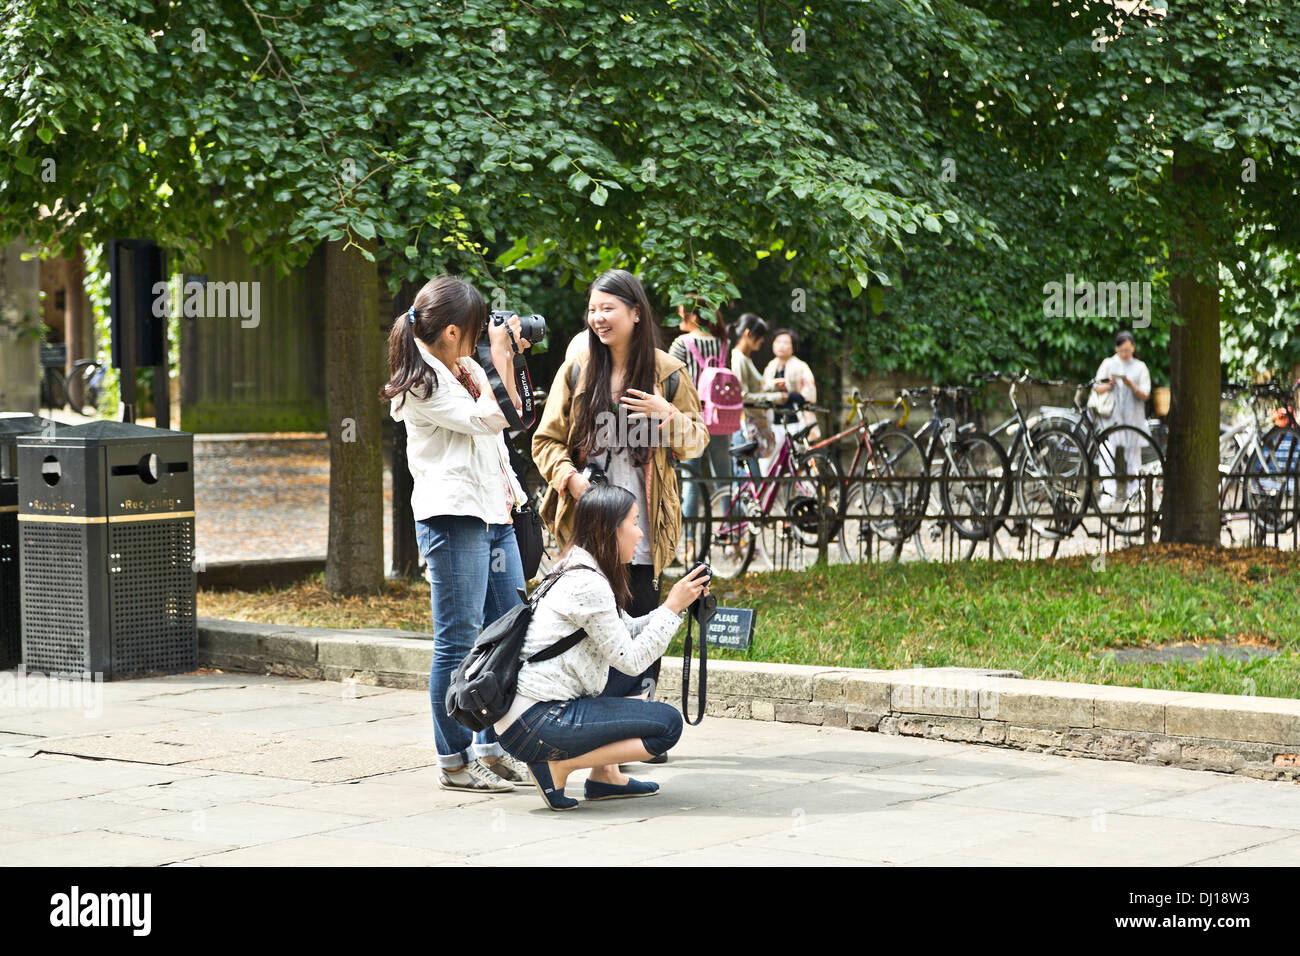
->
[494, 546, 686, 732]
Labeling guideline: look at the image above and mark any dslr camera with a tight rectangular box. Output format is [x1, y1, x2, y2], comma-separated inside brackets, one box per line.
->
[489, 310, 547, 353]
[477, 310, 547, 431]
[578, 461, 608, 486]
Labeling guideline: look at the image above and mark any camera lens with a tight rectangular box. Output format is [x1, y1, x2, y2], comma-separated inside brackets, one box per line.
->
[520, 314, 547, 346]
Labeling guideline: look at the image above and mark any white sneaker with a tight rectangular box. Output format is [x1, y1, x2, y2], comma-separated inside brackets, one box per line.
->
[482, 754, 532, 785]
[439, 758, 515, 792]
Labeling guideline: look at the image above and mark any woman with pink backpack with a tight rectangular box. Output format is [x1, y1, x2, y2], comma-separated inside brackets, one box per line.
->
[668, 295, 746, 559]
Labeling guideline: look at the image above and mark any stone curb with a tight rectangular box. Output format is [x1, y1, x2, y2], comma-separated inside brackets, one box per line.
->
[198, 618, 1300, 781]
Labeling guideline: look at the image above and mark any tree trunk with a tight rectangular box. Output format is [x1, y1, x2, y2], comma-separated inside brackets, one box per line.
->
[1162, 147, 1221, 545]
[324, 238, 384, 594]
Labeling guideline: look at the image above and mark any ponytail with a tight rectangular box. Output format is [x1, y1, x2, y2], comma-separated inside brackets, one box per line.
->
[379, 276, 487, 411]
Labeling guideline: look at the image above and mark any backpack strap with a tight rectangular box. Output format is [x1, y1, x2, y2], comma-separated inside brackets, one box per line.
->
[682, 336, 709, 379]
[526, 627, 587, 663]
[524, 562, 596, 662]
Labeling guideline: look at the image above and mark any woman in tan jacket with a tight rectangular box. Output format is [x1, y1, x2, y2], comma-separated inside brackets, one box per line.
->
[533, 269, 709, 704]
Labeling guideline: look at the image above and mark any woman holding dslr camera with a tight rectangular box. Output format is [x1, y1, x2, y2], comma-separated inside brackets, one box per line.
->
[381, 275, 536, 793]
[533, 269, 710, 703]
[496, 484, 712, 809]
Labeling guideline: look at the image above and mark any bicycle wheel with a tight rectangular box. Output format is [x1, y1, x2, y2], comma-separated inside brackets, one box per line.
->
[1092, 424, 1164, 537]
[676, 472, 712, 568]
[1244, 425, 1300, 534]
[939, 429, 1011, 540]
[850, 424, 928, 544]
[789, 450, 843, 548]
[707, 486, 756, 578]
[1015, 424, 1089, 539]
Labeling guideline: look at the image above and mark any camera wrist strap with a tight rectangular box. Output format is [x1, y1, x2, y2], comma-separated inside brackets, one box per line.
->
[680, 604, 709, 726]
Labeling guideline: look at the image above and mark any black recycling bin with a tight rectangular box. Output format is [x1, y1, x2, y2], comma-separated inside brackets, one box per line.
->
[17, 421, 196, 679]
[1, 415, 53, 669]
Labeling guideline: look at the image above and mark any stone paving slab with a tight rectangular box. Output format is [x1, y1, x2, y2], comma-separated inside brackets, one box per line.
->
[181, 737, 437, 782]
[32, 726, 275, 765]
[2, 672, 1297, 866]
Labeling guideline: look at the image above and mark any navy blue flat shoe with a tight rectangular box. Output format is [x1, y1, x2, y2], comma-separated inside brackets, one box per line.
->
[527, 762, 578, 811]
[584, 777, 660, 801]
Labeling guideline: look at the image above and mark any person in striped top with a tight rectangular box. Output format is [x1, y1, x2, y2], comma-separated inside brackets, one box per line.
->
[667, 295, 735, 558]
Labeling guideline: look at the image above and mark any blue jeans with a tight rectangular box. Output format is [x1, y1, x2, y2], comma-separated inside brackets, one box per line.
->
[416, 514, 526, 769]
[497, 695, 684, 764]
[681, 432, 734, 521]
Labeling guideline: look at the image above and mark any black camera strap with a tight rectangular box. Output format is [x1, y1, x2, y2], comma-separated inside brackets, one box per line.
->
[680, 596, 715, 726]
[477, 340, 537, 432]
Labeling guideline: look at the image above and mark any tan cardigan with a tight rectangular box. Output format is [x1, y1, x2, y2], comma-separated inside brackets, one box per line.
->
[532, 350, 710, 579]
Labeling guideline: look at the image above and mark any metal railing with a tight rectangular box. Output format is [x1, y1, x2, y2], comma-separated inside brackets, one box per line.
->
[675, 464, 1298, 573]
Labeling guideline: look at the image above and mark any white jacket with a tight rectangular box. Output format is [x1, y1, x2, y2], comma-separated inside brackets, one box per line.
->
[389, 341, 526, 524]
[495, 545, 686, 732]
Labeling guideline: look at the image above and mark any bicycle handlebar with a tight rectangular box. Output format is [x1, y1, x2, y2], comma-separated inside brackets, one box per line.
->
[743, 399, 830, 414]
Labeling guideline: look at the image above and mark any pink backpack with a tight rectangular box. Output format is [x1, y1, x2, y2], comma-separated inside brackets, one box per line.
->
[683, 338, 745, 436]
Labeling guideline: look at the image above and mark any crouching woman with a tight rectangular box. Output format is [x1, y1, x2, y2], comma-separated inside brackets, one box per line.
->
[495, 484, 711, 810]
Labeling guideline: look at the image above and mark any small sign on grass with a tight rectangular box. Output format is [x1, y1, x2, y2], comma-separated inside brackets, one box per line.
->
[704, 606, 756, 650]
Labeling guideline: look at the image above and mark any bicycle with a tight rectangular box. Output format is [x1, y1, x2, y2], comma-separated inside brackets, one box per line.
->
[897, 384, 1011, 543]
[973, 371, 1093, 542]
[39, 343, 103, 416]
[704, 398, 840, 578]
[1026, 377, 1167, 540]
[791, 389, 929, 559]
[1218, 380, 1299, 540]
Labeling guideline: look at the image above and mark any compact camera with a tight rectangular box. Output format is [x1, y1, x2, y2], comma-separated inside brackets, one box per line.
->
[687, 560, 717, 623]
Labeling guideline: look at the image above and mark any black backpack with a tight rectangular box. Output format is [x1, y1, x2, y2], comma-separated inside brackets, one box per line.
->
[445, 569, 589, 732]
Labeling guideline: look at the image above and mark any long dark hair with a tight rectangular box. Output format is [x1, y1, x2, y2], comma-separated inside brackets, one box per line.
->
[560, 483, 635, 610]
[572, 269, 660, 468]
[729, 312, 769, 344]
[379, 276, 487, 412]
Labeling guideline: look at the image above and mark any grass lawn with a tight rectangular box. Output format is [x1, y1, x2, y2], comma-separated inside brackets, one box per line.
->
[198, 543, 1300, 698]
